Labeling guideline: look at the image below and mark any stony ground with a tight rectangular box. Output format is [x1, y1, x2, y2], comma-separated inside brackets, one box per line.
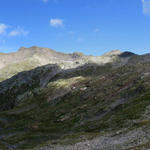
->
[0, 49, 150, 150]
[36, 128, 150, 150]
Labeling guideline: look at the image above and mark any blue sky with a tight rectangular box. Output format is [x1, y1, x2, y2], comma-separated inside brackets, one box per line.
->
[0, 0, 150, 55]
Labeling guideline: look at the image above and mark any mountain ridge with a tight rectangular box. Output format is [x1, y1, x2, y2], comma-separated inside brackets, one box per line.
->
[0, 47, 150, 150]
[0, 46, 139, 82]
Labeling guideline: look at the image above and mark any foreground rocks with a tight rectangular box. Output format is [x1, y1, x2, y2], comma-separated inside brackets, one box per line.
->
[36, 128, 150, 150]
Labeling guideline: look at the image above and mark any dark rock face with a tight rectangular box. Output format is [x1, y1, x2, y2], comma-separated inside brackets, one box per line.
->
[0, 64, 61, 111]
[119, 51, 136, 58]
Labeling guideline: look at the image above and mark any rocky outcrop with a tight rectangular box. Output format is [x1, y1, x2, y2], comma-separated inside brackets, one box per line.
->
[0, 48, 150, 150]
[0, 47, 138, 81]
[0, 64, 61, 111]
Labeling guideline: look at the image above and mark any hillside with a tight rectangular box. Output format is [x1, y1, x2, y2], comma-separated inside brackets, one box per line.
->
[0, 47, 131, 82]
[0, 48, 150, 150]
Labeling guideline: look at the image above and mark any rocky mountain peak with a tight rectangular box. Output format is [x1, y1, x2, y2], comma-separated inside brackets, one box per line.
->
[71, 52, 84, 58]
[19, 46, 42, 52]
[0, 46, 143, 82]
[119, 51, 136, 58]
[103, 50, 122, 57]
[18, 46, 27, 51]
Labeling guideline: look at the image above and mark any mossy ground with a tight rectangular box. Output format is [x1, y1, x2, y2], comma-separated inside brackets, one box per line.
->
[0, 59, 39, 82]
[0, 63, 150, 149]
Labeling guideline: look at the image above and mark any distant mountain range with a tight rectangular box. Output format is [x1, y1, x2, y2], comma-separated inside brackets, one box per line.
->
[0, 46, 139, 81]
[0, 47, 150, 150]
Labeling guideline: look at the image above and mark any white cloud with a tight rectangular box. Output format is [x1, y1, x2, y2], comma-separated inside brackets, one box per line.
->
[0, 24, 7, 35]
[142, 0, 150, 15]
[50, 19, 64, 27]
[94, 28, 100, 33]
[42, 0, 48, 3]
[9, 27, 29, 37]
[0, 23, 29, 38]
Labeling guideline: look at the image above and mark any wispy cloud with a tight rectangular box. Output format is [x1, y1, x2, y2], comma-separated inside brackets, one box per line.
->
[9, 27, 29, 37]
[0, 23, 29, 37]
[0, 24, 7, 35]
[142, 0, 150, 15]
[42, 0, 48, 3]
[50, 18, 64, 27]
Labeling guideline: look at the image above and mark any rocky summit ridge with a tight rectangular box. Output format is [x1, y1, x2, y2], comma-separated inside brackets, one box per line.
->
[0, 47, 150, 150]
[0, 46, 121, 70]
[0, 46, 137, 82]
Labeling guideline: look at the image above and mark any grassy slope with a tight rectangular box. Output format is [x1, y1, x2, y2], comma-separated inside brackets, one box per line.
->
[0, 59, 39, 82]
[0, 63, 150, 149]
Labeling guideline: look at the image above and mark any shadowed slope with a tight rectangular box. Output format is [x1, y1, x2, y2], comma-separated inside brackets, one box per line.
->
[0, 59, 150, 149]
[0, 50, 150, 149]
